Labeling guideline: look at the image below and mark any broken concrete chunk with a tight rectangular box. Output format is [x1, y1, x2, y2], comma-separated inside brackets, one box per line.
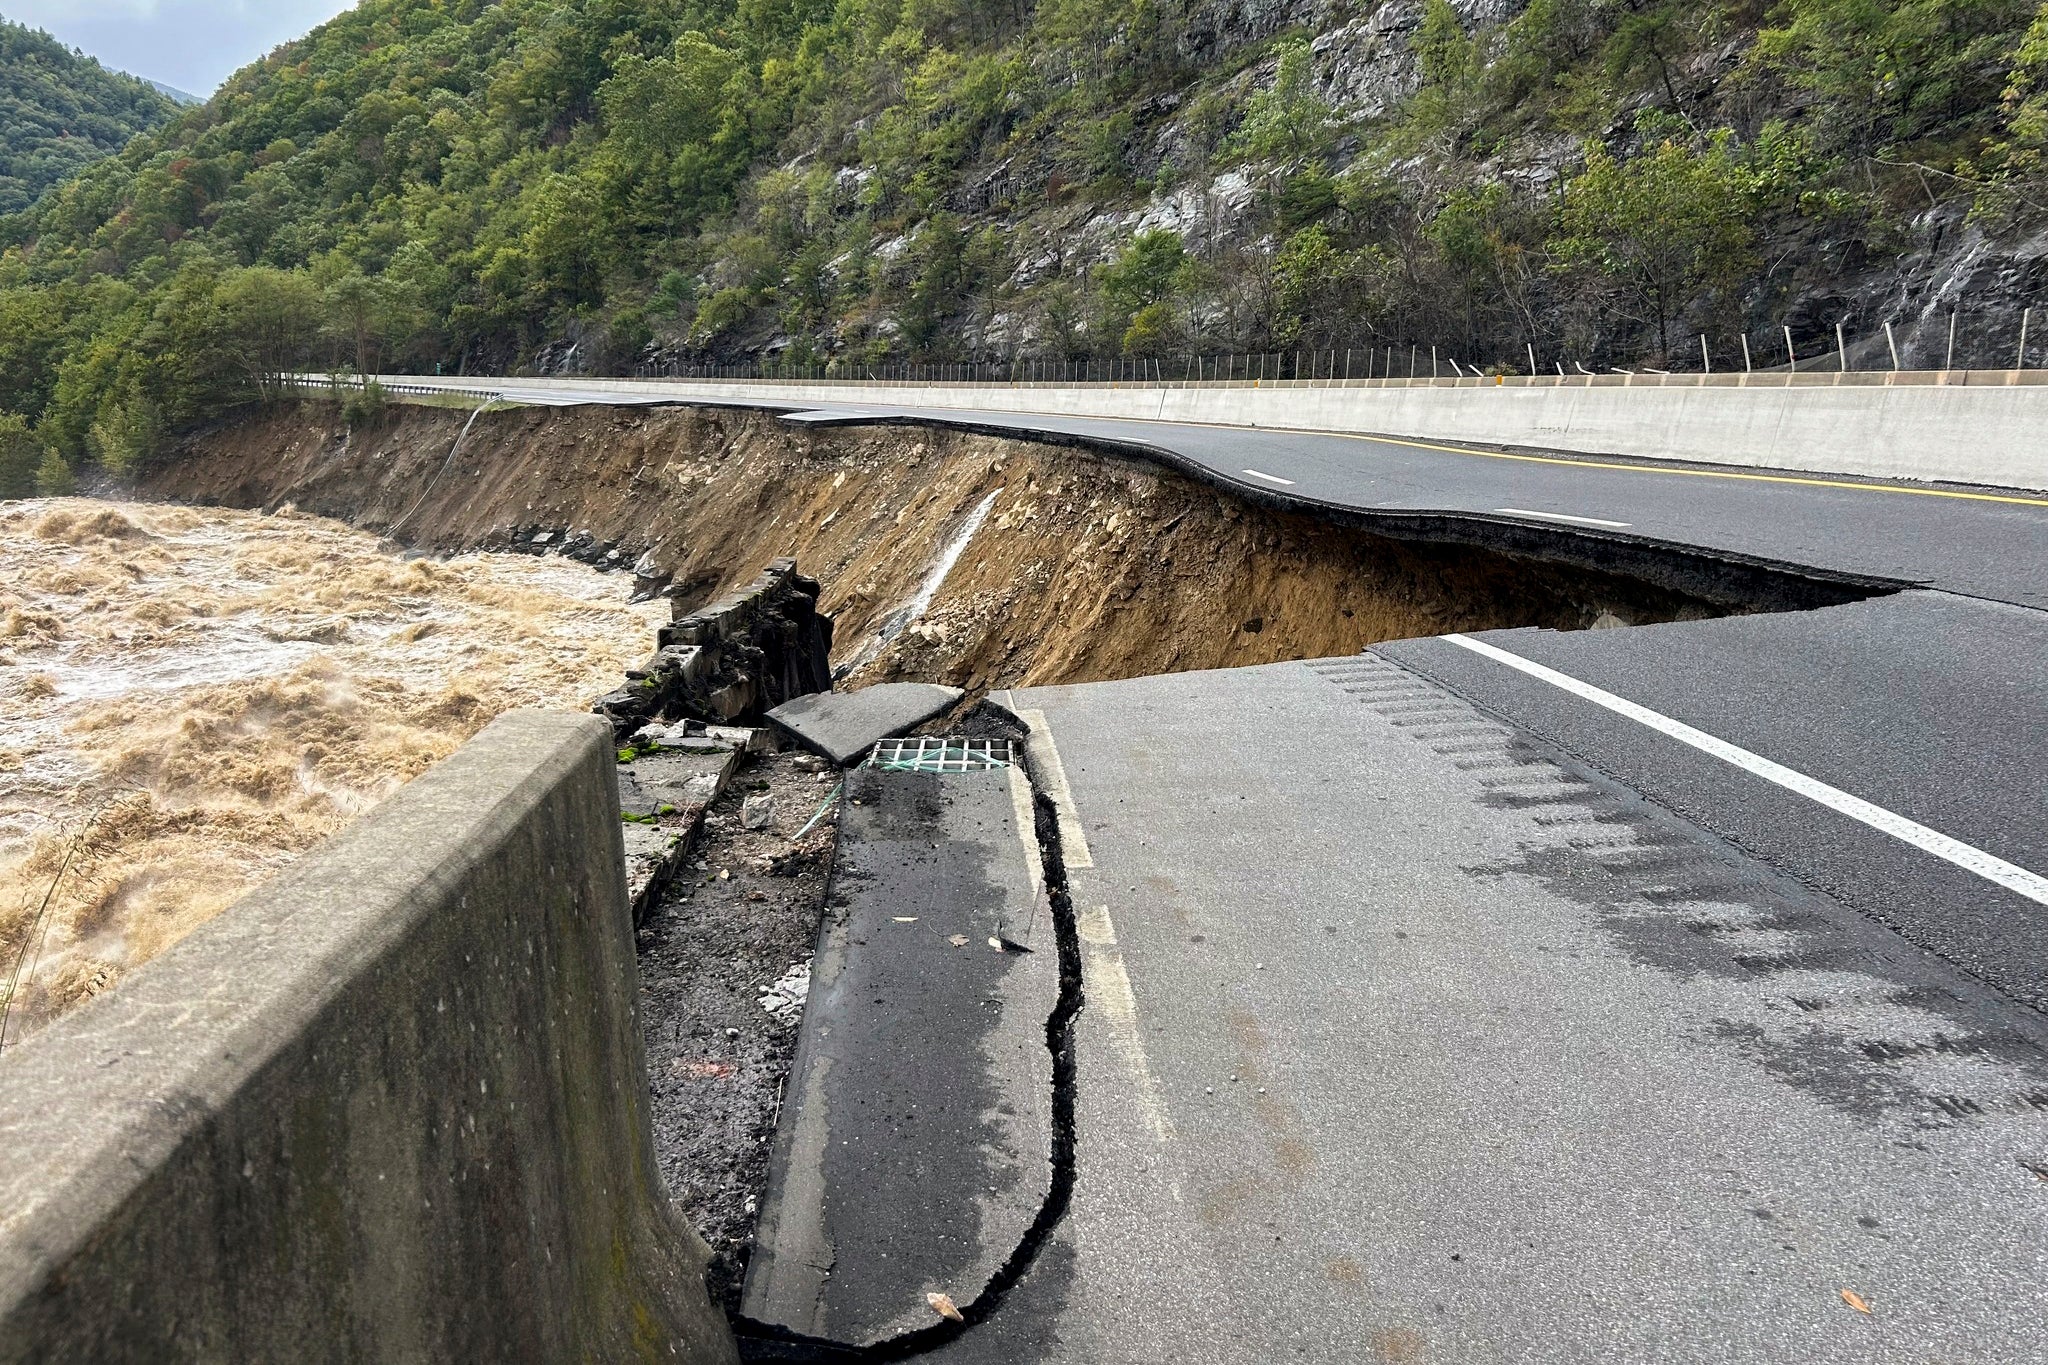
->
[742, 760, 1055, 1345]
[743, 794, 778, 831]
[766, 683, 967, 767]
[598, 557, 834, 738]
[704, 723, 769, 752]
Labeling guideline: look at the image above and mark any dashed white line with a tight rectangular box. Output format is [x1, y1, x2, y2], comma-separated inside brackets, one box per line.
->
[1441, 634, 2048, 907]
[1494, 507, 1631, 528]
[1241, 468, 1296, 486]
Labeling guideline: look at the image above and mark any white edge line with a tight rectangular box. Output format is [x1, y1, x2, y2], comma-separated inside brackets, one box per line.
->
[1016, 708, 1093, 869]
[1440, 634, 2048, 907]
[1493, 507, 1632, 529]
[1241, 468, 1295, 486]
[1078, 905, 1175, 1142]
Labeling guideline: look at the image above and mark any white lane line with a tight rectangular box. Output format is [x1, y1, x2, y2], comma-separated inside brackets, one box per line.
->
[1079, 905, 1176, 1142]
[1016, 707, 1093, 868]
[1241, 468, 1295, 486]
[1441, 633, 2048, 908]
[1494, 507, 1632, 528]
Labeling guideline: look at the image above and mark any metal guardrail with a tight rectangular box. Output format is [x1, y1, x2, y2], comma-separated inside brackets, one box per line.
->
[287, 368, 2048, 395]
[284, 375, 506, 401]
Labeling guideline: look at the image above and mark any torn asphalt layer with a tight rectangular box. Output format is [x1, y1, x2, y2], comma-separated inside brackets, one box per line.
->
[741, 755, 1061, 1348]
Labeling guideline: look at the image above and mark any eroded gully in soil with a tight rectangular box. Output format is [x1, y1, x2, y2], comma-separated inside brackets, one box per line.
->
[142, 399, 1887, 1359]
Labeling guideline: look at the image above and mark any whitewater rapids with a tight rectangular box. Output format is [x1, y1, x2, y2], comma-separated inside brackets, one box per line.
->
[0, 498, 662, 1042]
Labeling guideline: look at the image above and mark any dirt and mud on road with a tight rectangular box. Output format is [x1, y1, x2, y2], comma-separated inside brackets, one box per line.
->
[155, 402, 1736, 702]
[636, 745, 843, 1313]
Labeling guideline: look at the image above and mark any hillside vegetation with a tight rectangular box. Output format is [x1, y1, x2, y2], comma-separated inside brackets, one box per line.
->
[5, 0, 2048, 493]
[0, 18, 178, 214]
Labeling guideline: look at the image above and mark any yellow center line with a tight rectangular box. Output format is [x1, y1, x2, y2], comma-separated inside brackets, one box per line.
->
[1108, 412, 2048, 509]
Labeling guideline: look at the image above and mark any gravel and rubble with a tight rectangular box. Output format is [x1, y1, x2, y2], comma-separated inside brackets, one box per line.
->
[634, 745, 843, 1313]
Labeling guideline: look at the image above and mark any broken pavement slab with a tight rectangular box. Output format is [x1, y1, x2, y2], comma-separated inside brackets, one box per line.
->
[766, 682, 966, 766]
[741, 748, 1058, 1347]
[619, 742, 748, 922]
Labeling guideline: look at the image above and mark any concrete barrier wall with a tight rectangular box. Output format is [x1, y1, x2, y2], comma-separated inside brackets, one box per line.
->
[0, 711, 737, 1364]
[375, 373, 2048, 491]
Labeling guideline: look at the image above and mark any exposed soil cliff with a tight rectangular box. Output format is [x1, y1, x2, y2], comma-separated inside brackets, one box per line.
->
[149, 400, 1729, 695]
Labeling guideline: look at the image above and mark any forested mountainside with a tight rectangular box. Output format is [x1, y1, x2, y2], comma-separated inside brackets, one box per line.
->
[0, 18, 178, 214]
[6, 0, 2048, 492]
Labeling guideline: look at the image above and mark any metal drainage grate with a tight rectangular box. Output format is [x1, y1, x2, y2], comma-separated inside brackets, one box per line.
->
[867, 737, 1015, 772]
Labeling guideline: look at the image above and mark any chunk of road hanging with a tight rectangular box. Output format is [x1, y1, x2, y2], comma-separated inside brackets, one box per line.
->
[766, 682, 966, 767]
[742, 738, 1056, 1346]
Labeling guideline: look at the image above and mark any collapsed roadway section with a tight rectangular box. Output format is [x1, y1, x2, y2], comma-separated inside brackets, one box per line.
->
[265, 377, 2048, 1357]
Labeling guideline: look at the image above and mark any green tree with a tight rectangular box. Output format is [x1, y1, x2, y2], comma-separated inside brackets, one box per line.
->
[34, 446, 74, 496]
[1973, 2, 2048, 194]
[1270, 224, 1397, 347]
[87, 392, 161, 477]
[598, 32, 748, 215]
[1405, 0, 1484, 139]
[1095, 229, 1198, 353]
[217, 268, 324, 399]
[1426, 183, 1544, 355]
[1755, 0, 2035, 153]
[1224, 38, 1336, 168]
[0, 18, 180, 213]
[0, 286, 66, 419]
[322, 272, 398, 376]
[0, 411, 44, 498]
[1549, 133, 1758, 355]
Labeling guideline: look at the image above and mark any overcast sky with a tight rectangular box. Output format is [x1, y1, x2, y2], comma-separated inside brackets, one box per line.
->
[6, 0, 357, 97]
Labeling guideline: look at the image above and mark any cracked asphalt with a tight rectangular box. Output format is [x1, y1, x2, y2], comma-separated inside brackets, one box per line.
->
[388, 377, 2048, 1357]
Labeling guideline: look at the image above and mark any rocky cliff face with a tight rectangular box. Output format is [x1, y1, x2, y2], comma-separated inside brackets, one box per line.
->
[616, 0, 2048, 377]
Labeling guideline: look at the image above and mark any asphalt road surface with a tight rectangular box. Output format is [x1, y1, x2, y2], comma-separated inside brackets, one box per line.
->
[401, 377, 2048, 1357]
[478, 383, 2048, 607]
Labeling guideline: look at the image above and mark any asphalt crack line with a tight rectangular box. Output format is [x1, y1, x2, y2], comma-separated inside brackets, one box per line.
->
[1015, 708, 1093, 868]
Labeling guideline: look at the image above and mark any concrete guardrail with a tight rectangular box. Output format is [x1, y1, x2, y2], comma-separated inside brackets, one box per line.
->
[302, 372, 2048, 492]
[0, 711, 737, 1364]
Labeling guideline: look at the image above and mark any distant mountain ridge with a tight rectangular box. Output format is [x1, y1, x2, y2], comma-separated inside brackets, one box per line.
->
[144, 78, 203, 107]
[5, 0, 2048, 498]
[0, 14, 180, 214]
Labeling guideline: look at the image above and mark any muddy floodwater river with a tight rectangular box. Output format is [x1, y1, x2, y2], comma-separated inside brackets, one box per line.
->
[0, 498, 663, 1043]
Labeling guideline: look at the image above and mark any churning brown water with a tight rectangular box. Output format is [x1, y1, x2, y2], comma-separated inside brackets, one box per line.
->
[0, 498, 661, 1043]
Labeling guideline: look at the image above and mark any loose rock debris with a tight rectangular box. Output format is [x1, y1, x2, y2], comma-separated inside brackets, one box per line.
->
[758, 961, 809, 1026]
[634, 747, 839, 1312]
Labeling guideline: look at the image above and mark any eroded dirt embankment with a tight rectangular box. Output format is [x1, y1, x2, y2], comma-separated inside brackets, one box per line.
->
[152, 402, 1731, 691]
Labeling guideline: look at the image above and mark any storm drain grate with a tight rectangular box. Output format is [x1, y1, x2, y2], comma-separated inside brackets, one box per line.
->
[867, 736, 1015, 772]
